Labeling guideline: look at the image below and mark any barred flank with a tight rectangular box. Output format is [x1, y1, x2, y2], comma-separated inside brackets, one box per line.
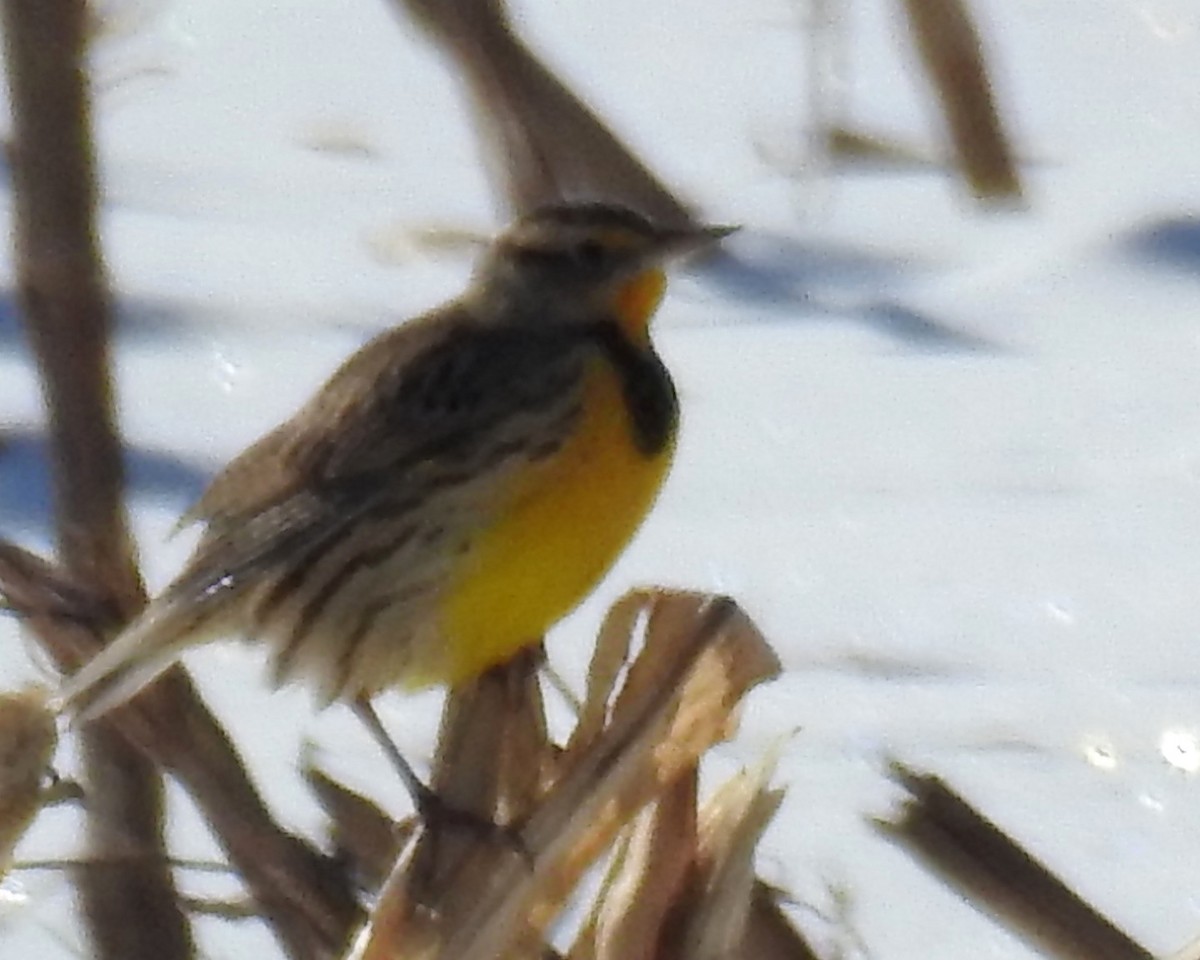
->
[253, 388, 584, 703]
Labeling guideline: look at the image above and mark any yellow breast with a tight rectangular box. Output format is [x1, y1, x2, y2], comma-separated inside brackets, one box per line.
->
[428, 352, 675, 687]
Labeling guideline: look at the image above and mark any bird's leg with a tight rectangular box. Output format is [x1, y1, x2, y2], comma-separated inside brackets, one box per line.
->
[351, 696, 529, 861]
[352, 696, 433, 809]
[538, 659, 582, 716]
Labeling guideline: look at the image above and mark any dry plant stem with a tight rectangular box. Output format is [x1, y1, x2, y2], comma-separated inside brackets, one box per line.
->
[98, 664, 362, 959]
[671, 761, 785, 960]
[0, 688, 57, 878]
[827, 127, 935, 170]
[1172, 934, 1200, 960]
[587, 766, 698, 960]
[319, 715, 822, 960]
[0, 2, 191, 956]
[899, 0, 1023, 203]
[881, 763, 1153, 960]
[588, 756, 817, 960]
[392, 0, 699, 226]
[0, 542, 362, 960]
[79, 724, 195, 959]
[584, 750, 789, 960]
[449, 593, 778, 960]
[0, 8, 361, 945]
[352, 590, 781, 960]
[409, 645, 553, 914]
[350, 649, 555, 960]
[738, 883, 824, 960]
[1, 8, 140, 607]
[305, 760, 415, 893]
[180, 895, 261, 921]
[805, 0, 847, 174]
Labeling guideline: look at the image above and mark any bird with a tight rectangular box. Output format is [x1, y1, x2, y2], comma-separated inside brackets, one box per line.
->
[58, 203, 732, 745]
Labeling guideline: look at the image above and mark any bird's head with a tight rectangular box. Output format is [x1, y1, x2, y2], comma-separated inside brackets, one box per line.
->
[470, 202, 735, 342]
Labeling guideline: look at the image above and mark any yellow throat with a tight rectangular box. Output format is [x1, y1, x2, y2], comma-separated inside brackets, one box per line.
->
[613, 268, 667, 345]
[425, 267, 675, 687]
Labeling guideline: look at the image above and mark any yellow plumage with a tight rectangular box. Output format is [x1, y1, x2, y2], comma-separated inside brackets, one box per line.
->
[434, 350, 675, 686]
[58, 204, 727, 724]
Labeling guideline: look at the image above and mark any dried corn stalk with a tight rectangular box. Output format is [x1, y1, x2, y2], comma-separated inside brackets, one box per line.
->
[899, 0, 1024, 203]
[346, 589, 786, 960]
[390, 0, 699, 226]
[0, 687, 57, 878]
[880, 763, 1153, 960]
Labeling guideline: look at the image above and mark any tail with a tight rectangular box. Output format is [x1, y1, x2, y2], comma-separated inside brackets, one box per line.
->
[57, 600, 214, 724]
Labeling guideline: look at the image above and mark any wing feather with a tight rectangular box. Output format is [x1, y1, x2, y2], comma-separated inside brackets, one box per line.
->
[61, 307, 591, 717]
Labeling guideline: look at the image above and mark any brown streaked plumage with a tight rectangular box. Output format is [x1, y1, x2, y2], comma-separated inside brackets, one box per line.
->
[58, 202, 734, 723]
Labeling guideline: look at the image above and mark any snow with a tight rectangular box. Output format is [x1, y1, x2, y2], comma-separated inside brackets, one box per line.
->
[4, 0, 1200, 956]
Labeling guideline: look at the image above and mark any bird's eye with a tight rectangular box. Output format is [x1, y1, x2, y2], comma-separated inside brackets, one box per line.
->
[574, 238, 606, 268]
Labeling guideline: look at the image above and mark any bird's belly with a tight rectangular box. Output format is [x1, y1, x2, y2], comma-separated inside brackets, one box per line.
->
[421, 358, 674, 687]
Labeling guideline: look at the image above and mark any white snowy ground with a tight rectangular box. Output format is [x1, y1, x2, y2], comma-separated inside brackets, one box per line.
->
[3, 0, 1200, 956]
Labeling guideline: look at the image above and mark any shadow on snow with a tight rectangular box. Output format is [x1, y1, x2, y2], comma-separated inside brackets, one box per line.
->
[1121, 215, 1200, 277]
[689, 231, 1002, 353]
[0, 428, 210, 543]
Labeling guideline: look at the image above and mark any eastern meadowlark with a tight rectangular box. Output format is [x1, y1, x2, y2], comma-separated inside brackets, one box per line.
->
[59, 203, 731, 730]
